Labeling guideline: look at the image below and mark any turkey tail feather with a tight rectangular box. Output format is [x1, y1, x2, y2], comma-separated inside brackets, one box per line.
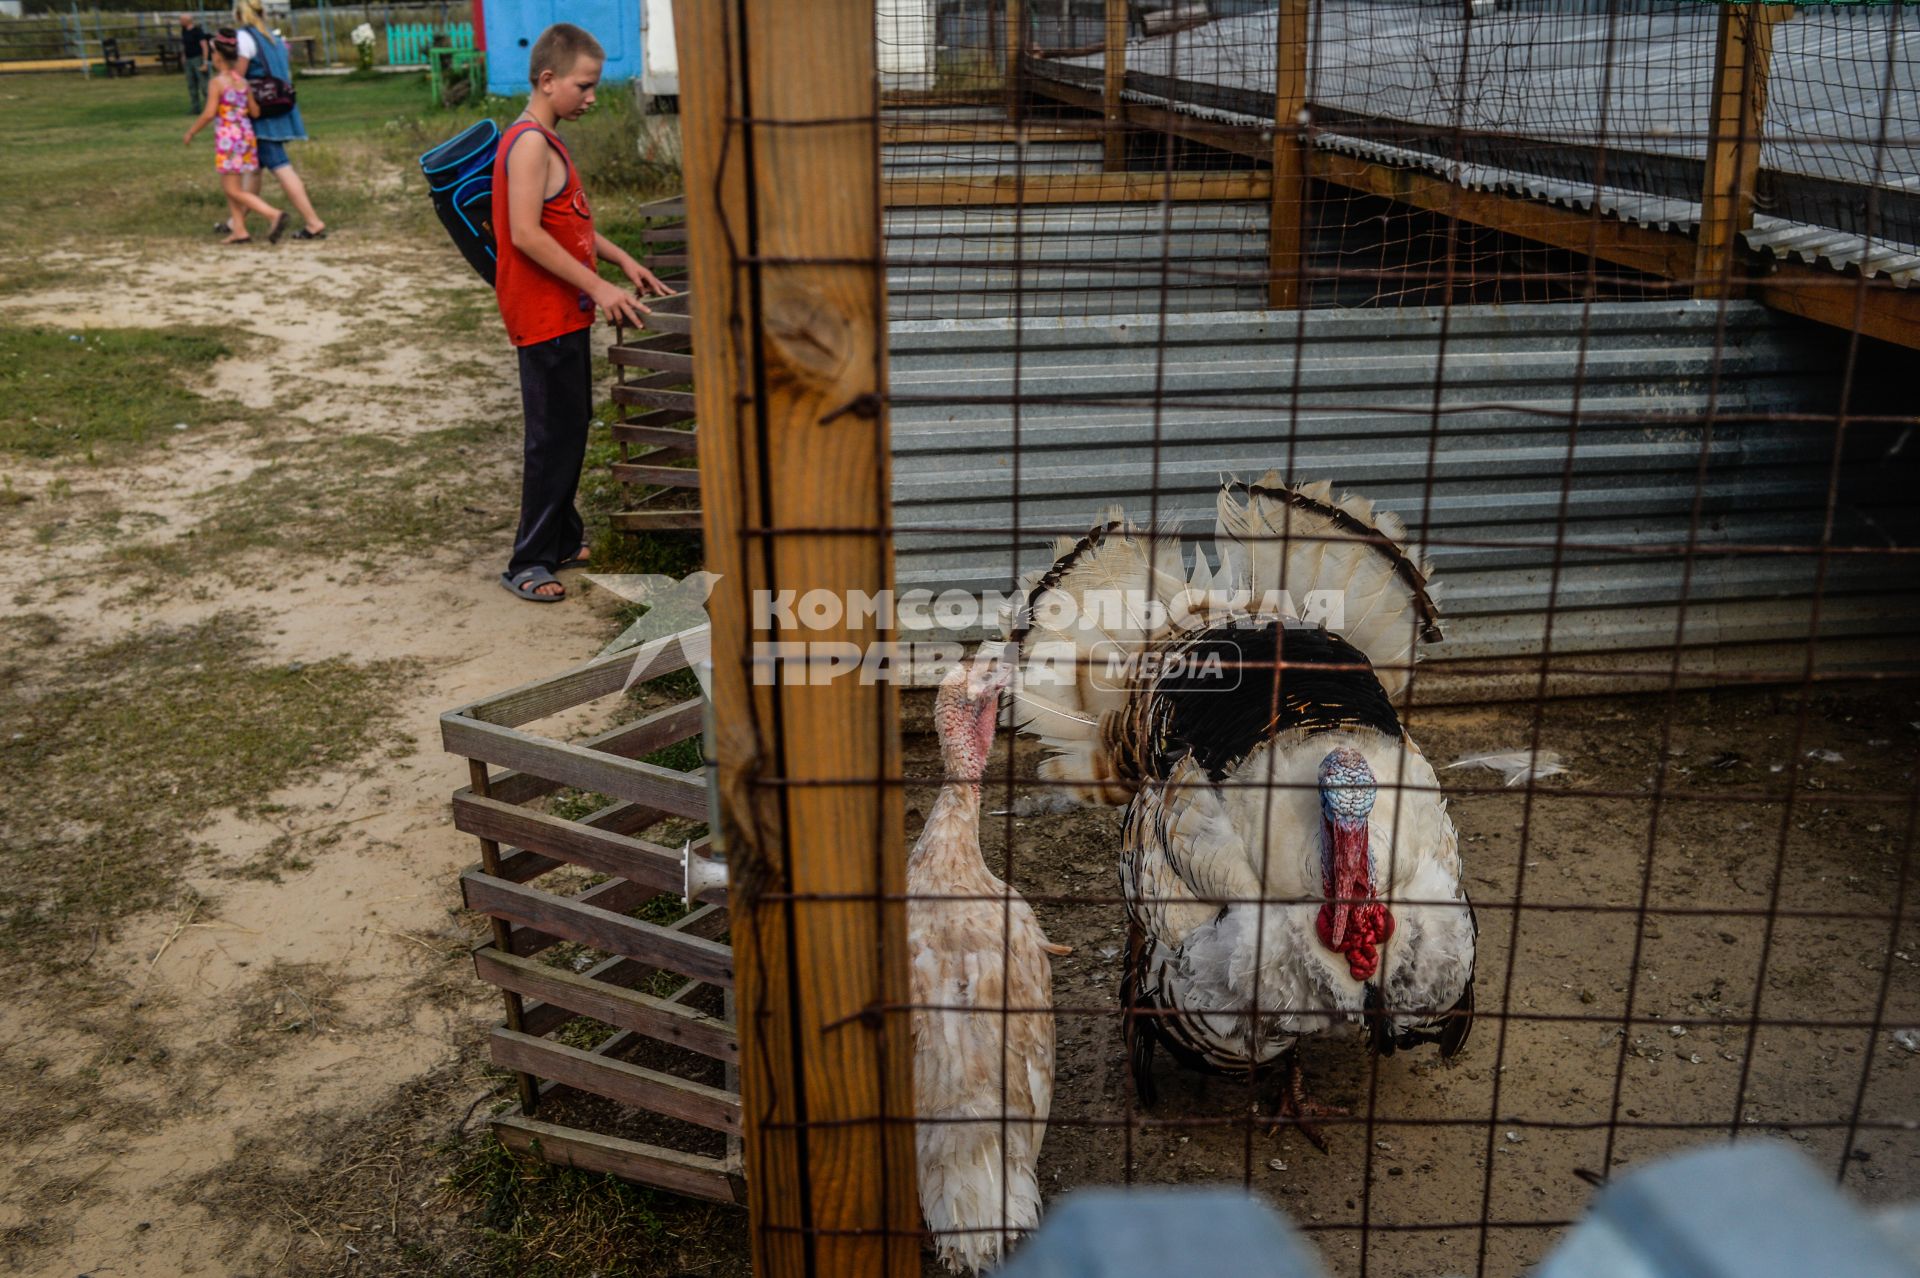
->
[1005, 515, 1189, 803]
[1214, 473, 1441, 700]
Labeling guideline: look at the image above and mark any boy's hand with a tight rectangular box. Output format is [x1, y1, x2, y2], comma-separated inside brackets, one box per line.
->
[589, 278, 649, 328]
[622, 260, 670, 297]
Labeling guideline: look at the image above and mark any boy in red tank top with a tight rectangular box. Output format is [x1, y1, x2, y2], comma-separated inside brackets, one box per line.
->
[494, 23, 666, 602]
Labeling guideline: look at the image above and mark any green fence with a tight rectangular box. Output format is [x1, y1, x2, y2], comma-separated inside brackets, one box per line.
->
[387, 20, 473, 67]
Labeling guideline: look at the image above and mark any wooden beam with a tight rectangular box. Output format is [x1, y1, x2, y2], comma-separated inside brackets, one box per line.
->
[880, 121, 1097, 145]
[452, 790, 725, 905]
[1268, 0, 1309, 308]
[1006, 0, 1023, 123]
[492, 1028, 743, 1134]
[493, 1114, 745, 1204]
[1696, 4, 1791, 298]
[1307, 149, 1696, 281]
[611, 509, 706, 533]
[479, 949, 738, 1062]
[451, 625, 709, 729]
[1103, 0, 1128, 170]
[442, 717, 709, 818]
[884, 170, 1271, 207]
[467, 761, 539, 1115]
[462, 872, 736, 988]
[1753, 264, 1920, 353]
[676, 0, 918, 1275]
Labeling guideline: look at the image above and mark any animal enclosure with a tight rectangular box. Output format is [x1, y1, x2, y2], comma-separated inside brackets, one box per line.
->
[458, 2, 1920, 1275]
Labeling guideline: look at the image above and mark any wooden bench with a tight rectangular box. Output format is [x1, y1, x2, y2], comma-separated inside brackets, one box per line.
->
[155, 42, 182, 71]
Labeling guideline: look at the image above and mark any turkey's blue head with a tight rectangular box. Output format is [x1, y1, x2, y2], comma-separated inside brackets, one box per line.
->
[1316, 746, 1394, 982]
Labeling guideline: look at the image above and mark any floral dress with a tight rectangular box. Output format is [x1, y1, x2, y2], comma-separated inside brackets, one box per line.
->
[213, 81, 258, 175]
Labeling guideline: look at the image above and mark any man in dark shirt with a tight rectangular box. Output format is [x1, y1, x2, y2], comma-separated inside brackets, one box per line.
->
[179, 14, 210, 113]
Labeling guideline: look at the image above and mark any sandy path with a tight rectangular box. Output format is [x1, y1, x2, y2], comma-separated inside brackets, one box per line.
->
[0, 239, 621, 1275]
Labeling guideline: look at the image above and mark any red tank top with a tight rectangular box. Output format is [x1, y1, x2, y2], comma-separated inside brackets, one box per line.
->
[492, 120, 596, 347]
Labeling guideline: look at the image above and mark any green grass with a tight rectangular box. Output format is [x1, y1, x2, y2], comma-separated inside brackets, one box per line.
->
[0, 71, 681, 258]
[0, 325, 243, 458]
[0, 610, 414, 966]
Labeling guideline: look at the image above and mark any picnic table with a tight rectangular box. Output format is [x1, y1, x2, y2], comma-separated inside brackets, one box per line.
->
[283, 34, 316, 67]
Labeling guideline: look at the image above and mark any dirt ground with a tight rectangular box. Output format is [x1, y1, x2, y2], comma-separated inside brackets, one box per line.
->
[913, 679, 1920, 1277]
[0, 239, 623, 1277]
[1, 237, 1915, 1278]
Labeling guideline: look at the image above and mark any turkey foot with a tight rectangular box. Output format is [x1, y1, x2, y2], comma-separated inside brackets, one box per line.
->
[1266, 1057, 1348, 1154]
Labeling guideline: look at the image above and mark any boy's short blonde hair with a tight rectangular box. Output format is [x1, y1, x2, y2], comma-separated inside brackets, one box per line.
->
[528, 23, 604, 85]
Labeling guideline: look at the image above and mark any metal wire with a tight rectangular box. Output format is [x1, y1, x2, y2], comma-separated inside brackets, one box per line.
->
[650, 3, 1920, 1275]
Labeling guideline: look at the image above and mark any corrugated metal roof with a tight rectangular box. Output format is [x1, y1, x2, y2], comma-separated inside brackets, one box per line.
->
[1036, 1, 1920, 281]
[884, 301, 1914, 672]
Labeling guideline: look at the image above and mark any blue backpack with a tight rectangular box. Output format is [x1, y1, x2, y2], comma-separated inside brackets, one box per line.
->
[419, 119, 501, 285]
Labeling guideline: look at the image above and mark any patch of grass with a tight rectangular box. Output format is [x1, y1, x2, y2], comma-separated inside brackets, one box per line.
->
[443, 1136, 701, 1278]
[0, 325, 243, 458]
[0, 611, 414, 968]
[0, 72, 679, 265]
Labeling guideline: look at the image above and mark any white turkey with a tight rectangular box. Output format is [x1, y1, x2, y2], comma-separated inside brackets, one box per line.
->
[910, 653, 1071, 1272]
[1004, 475, 1475, 1147]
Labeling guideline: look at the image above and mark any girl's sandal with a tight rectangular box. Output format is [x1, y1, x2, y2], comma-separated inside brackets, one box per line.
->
[268, 212, 289, 244]
[222, 236, 254, 246]
[292, 227, 328, 241]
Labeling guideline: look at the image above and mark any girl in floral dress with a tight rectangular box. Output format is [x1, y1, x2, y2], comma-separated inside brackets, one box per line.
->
[184, 44, 285, 245]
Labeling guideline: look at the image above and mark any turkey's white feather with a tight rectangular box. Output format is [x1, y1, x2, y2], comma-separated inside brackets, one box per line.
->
[910, 777, 1058, 1274]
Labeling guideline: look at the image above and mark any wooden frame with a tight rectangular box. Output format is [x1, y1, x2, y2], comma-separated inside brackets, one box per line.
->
[609, 195, 701, 535]
[1102, 0, 1128, 171]
[1021, 49, 1919, 349]
[443, 624, 744, 1204]
[1267, 0, 1309, 308]
[1695, 3, 1790, 299]
[677, 0, 920, 1273]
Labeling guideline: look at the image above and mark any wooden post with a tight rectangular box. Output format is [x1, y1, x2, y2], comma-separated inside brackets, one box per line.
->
[1103, 0, 1127, 170]
[468, 759, 540, 1115]
[1695, 3, 1790, 299]
[1006, 0, 1024, 124]
[674, 2, 917, 1276]
[1267, 0, 1309, 308]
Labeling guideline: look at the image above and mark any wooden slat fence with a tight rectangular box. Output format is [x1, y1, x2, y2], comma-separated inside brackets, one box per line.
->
[443, 623, 741, 1202]
[610, 195, 700, 534]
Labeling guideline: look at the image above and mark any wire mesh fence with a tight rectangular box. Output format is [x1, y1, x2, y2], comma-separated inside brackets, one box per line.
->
[472, 2, 1920, 1274]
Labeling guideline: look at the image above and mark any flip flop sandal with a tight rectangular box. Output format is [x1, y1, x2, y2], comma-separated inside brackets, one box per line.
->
[501, 566, 565, 603]
[556, 547, 591, 570]
[292, 227, 328, 241]
[268, 212, 289, 244]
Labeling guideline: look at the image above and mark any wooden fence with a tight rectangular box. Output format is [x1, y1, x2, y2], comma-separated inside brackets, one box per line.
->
[608, 196, 699, 534]
[442, 624, 742, 1200]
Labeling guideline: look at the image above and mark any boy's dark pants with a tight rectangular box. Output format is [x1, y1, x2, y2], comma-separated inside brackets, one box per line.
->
[508, 328, 593, 577]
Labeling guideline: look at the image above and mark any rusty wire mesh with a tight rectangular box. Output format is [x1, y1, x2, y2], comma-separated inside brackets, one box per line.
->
[707, 3, 1920, 1275]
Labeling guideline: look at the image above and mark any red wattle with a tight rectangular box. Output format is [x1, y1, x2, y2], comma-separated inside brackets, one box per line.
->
[1317, 900, 1395, 982]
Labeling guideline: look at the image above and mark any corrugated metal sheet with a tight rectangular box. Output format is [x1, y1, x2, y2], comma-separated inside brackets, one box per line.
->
[883, 141, 1106, 179]
[1311, 131, 1920, 288]
[884, 201, 1270, 319]
[885, 302, 1916, 675]
[1035, 1, 1920, 282]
